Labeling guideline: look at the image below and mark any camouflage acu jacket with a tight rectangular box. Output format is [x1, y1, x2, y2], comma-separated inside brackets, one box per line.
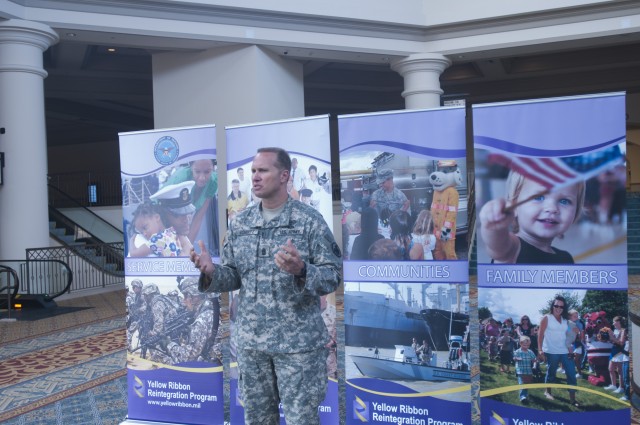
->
[200, 197, 342, 353]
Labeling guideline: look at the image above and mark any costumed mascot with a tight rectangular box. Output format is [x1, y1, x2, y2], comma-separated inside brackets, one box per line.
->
[584, 312, 612, 386]
[428, 160, 462, 260]
[584, 311, 611, 340]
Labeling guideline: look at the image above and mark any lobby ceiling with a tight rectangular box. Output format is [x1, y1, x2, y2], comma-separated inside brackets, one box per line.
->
[41, 33, 640, 147]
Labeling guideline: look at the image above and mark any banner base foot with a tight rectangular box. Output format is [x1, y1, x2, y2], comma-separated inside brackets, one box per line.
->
[121, 419, 230, 425]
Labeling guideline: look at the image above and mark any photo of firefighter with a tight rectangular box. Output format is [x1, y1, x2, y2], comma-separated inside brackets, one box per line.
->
[340, 151, 468, 261]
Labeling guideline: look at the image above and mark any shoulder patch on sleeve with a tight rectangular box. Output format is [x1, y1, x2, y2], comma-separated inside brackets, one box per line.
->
[332, 242, 342, 258]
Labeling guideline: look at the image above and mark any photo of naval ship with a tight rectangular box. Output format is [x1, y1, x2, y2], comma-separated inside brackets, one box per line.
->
[344, 284, 469, 352]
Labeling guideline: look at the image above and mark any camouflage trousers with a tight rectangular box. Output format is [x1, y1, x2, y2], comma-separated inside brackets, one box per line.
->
[237, 347, 328, 425]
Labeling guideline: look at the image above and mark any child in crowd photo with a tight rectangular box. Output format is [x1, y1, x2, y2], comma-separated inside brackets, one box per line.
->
[479, 169, 585, 264]
[513, 336, 537, 403]
[498, 329, 515, 374]
[411, 209, 436, 260]
[488, 336, 499, 362]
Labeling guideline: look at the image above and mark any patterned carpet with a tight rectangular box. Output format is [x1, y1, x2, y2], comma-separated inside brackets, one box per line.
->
[0, 288, 128, 424]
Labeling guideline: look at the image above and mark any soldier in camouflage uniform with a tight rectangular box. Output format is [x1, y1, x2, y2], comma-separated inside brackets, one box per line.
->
[164, 278, 220, 364]
[140, 282, 179, 362]
[176, 276, 223, 362]
[191, 147, 342, 425]
[126, 279, 146, 351]
[167, 289, 182, 306]
[370, 168, 410, 217]
[125, 286, 134, 349]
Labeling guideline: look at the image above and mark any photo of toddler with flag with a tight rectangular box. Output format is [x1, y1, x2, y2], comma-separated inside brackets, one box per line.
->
[479, 169, 585, 264]
[477, 145, 624, 264]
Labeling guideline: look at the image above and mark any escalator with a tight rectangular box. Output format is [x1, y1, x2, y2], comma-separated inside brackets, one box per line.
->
[0, 260, 73, 310]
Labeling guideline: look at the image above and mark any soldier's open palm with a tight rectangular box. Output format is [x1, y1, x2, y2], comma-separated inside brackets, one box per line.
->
[191, 240, 215, 275]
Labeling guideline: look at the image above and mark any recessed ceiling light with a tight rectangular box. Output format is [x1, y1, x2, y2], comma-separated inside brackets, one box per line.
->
[107, 48, 116, 53]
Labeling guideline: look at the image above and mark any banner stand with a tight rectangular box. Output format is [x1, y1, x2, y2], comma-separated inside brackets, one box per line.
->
[121, 418, 192, 425]
[120, 125, 224, 425]
[338, 107, 471, 425]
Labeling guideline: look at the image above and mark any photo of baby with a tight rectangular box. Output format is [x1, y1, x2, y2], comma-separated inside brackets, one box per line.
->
[475, 144, 626, 265]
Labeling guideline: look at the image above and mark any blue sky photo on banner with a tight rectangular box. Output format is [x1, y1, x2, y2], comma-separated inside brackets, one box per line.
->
[473, 93, 630, 424]
[225, 115, 338, 425]
[119, 125, 224, 425]
[338, 107, 471, 425]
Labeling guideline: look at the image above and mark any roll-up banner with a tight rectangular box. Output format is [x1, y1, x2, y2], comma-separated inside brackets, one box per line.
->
[473, 93, 630, 424]
[225, 115, 338, 425]
[338, 107, 471, 425]
[119, 125, 224, 425]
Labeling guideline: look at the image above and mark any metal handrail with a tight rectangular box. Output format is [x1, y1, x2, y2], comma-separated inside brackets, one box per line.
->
[0, 265, 19, 319]
[48, 183, 122, 235]
[27, 244, 123, 278]
[0, 259, 73, 301]
[48, 207, 125, 273]
[48, 172, 123, 207]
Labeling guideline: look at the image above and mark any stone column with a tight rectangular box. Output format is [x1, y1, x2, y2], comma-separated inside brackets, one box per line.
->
[0, 20, 59, 259]
[152, 44, 305, 236]
[391, 53, 451, 109]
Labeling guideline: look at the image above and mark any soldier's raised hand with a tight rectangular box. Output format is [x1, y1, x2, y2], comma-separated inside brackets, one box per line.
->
[191, 240, 215, 276]
[275, 238, 305, 276]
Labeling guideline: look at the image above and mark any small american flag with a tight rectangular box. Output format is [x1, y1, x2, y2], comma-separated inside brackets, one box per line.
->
[488, 144, 624, 191]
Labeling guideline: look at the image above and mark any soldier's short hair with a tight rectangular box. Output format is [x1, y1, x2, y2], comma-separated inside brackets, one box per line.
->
[141, 282, 159, 296]
[257, 147, 291, 172]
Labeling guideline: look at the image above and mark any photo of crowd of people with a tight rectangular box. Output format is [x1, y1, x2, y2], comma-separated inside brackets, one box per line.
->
[122, 158, 220, 258]
[226, 155, 333, 227]
[479, 288, 629, 411]
[340, 151, 468, 262]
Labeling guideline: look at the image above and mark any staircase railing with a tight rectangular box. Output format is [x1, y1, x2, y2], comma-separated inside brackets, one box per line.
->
[48, 183, 123, 242]
[27, 246, 123, 292]
[48, 207, 125, 273]
[47, 181, 125, 285]
[48, 171, 122, 207]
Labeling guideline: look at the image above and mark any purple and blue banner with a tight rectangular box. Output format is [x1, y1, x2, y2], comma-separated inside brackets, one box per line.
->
[225, 115, 338, 425]
[119, 125, 224, 425]
[473, 93, 629, 424]
[338, 107, 471, 425]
